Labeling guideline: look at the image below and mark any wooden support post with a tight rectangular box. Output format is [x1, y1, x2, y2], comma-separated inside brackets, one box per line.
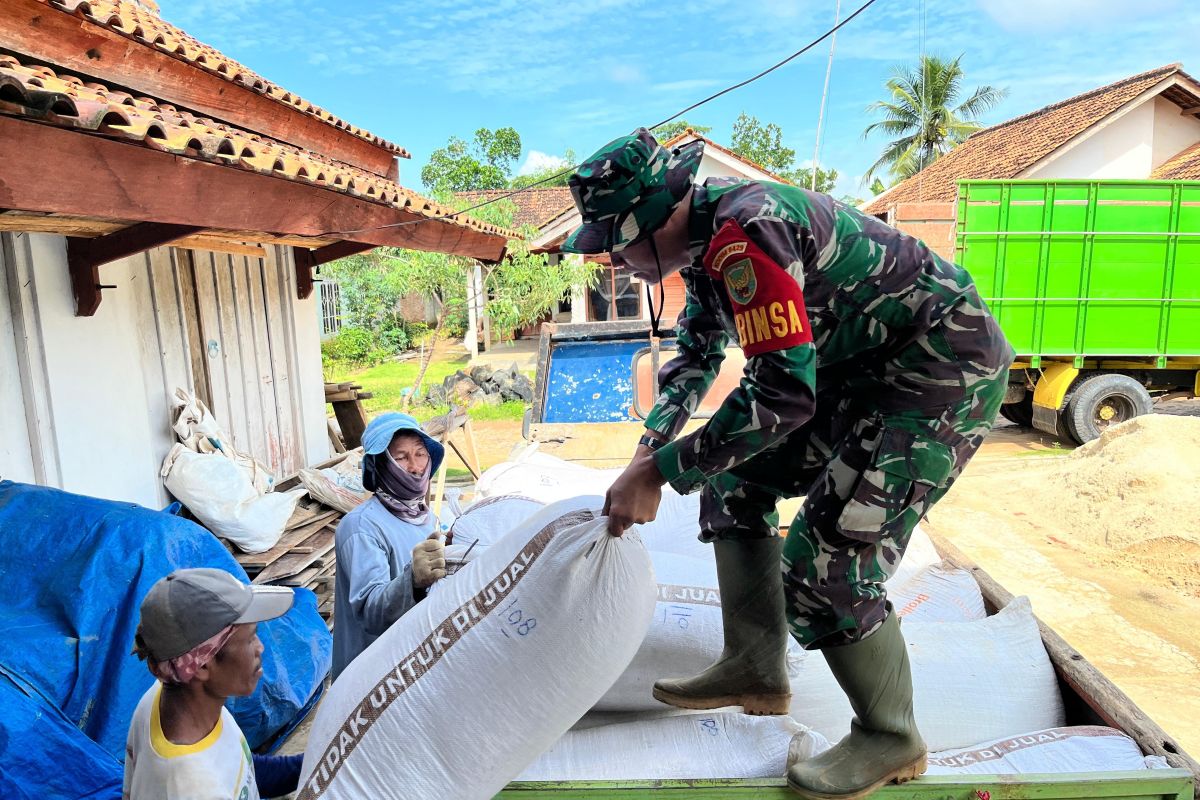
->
[66, 222, 204, 315]
[292, 246, 316, 301]
[311, 240, 376, 264]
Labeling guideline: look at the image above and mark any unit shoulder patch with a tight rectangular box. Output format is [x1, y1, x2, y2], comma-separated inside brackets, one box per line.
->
[702, 219, 813, 357]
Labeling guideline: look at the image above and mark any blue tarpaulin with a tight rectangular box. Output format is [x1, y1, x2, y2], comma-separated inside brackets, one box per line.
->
[0, 480, 331, 797]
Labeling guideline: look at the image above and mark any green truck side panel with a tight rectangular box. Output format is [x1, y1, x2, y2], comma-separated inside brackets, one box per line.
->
[956, 180, 1200, 358]
[498, 770, 1193, 799]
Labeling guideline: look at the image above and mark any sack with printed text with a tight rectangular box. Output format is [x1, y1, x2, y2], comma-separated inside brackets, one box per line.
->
[297, 498, 657, 800]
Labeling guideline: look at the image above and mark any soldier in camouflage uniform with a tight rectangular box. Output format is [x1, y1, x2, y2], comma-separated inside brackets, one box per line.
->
[564, 129, 1013, 800]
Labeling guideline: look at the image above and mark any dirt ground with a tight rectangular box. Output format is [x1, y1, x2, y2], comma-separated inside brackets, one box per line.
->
[445, 403, 1200, 760]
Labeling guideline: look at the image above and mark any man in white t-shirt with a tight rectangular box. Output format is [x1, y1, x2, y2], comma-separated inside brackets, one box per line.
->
[123, 568, 295, 800]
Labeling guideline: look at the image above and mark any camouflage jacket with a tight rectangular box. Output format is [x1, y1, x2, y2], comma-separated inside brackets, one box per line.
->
[646, 179, 986, 495]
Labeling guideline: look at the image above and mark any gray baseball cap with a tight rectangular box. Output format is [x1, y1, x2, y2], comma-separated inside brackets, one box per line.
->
[138, 568, 294, 661]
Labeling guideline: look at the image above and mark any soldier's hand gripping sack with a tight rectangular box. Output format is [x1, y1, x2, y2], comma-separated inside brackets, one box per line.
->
[296, 497, 657, 800]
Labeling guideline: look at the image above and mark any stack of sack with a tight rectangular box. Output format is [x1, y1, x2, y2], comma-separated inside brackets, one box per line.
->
[462, 453, 1168, 784]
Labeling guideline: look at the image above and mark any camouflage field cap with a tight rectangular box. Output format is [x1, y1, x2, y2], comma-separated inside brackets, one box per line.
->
[562, 127, 704, 254]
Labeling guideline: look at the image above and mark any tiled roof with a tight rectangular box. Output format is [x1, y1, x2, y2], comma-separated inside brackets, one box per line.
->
[1152, 141, 1200, 180]
[0, 54, 512, 239]
[455, 187, 575, 229]
[863, 64, 1195, 214]
[35, 0, 408, 157]
[661, 129, 788, 182]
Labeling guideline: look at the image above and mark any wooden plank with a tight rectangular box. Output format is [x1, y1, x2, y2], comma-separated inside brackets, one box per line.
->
[0, 213, 124, 236]
[146, 246, 194, 402]
[174, 250, 213, 411]
[229, 252, 268, 464]
[211, 252, 253, 456]
[0, 117, 507, 261]
[331, 400, 368, 450]
[232, 510, 338, 569]
[929, 531, 1200, 784]
[174, 238, 267, 258]
[242, 252, 285, 473]
[191, 250, 233, 434]
[279, 565, 321, 587]
[274, 450, 354, 492]
[261, 247, 303, 475]
[0, 0, 403, 177]
[254, 528, 335, 584]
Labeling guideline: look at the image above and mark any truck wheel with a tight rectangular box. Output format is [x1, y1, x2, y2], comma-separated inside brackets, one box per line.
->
[999, 396, 1034, 428]
[1066, 374, 1153, 444]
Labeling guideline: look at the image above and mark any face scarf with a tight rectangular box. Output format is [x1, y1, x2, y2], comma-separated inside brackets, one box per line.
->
[366, 452, 432, 524]
[136, 624, 235, 686]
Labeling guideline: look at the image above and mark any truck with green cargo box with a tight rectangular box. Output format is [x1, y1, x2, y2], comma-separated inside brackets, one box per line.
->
[956, 179, 1200, 444]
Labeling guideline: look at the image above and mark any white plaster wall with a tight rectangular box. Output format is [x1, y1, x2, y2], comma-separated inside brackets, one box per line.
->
[1028, 101, 1155, 179]
[694, 148, 778, 184]
[0, 238, 36, 485]
[24, 234, 172, 507]
[1151, 96, 1200, 169]
[285, 246, 332, 467]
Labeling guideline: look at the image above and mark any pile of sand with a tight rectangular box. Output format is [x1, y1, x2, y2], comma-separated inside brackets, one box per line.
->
[1001, 415, 1200, 595]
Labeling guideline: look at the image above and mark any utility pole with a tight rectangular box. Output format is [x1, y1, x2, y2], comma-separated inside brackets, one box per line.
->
[811, 0, 842, 192]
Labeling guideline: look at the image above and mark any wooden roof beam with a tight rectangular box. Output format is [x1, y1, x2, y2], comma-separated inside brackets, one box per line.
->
[0, 0, 403, 177]
[67, 222, 204, 315]
[0, 116, 508, 264]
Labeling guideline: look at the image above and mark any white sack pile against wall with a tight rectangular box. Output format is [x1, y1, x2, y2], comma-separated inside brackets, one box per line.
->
[161, 389, 302, 552]
[789, 596, 1065, 752]
[926, 726, 1168, 775]
[519, 711, 829, 781]
[297, 498, 657, 800]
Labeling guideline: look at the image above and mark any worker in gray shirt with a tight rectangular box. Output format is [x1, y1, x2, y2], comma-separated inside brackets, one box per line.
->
[332, 413, 448, 679]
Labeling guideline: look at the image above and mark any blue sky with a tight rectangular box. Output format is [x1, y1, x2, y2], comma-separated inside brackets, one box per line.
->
[159, 0, 1199, 199]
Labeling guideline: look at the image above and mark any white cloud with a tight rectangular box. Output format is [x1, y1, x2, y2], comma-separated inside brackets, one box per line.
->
[609, 64, 646, 85]
[517, 150, 572, 176]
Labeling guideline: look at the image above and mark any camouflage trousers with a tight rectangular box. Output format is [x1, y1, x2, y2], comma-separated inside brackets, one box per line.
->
[698, 306, 1014, 649]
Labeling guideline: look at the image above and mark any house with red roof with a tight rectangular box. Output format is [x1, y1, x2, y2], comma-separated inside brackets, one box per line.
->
[0, 0, 509, 506]
[863, 64, 1200, 261]
[531, 130, 785, 332]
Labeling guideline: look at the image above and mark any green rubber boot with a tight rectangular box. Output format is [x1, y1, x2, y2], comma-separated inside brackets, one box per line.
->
[787, 609, 927, 800]
[652, 536, 792, 715]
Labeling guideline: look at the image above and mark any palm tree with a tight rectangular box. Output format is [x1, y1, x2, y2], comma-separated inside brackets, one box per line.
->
[863, 55, 1007, 182]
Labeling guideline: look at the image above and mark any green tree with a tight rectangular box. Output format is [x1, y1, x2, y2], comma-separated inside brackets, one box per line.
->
[863, 54, 1006, 182]
[508, 148, 577, 189]
[652, 119, 713, 141]
[324, 195, 599, 405]
[421, 127, 522, 194]
[790, 165, 839, 193]
[729, 113, 795, 175]
[869, 177, 887, 196]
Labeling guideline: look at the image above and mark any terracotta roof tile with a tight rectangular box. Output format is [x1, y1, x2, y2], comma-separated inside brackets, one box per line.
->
[0, 54, 512, 239]
[1152, 141, 1200, 180]
[863, 64, 1196, 214]
[661, 129, 788, 182]
[455, 187, 575, 229]
[36, 0, 408, 157]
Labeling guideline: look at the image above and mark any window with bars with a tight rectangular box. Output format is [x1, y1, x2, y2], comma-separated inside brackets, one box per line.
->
[320, 280, 343, 336]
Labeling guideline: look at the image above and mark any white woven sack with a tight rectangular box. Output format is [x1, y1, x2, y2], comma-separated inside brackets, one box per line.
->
[161, 444, 303, 553]
[891, 564, 987, 623]
[926, 726, 1161, 775]
[788, 596, 1065, 751]
[885, 524, 941, 588]
[450, 495, 546, 549]
[519, 711, 829, 782]
[297, 497, 657, 800]
[596, 549, 803, 711]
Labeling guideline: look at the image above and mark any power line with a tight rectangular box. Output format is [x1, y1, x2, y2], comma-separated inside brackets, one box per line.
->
[317, 0, 883, 238]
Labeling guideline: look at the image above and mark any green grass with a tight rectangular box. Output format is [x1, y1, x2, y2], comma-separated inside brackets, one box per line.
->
[326, 355, 530, 423]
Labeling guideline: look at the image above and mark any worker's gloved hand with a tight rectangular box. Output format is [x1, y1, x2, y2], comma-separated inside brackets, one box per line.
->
[603, 451, 666, 537]
[411, 535, 447, 588]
